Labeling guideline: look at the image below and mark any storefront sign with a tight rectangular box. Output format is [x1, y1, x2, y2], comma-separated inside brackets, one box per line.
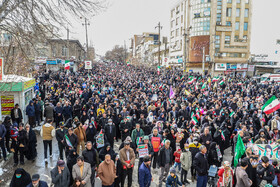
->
[227, 64, 237, 70]
[215, 63, 226, 71]
[216, 26, 232, 32]
[24, 79, 36, 91]
[1, 96, 14, 115]
[46, 60, 57, 65]
[84, 61, 92, 70]
[138, 144, 149, 158]
[237, 64, 248, 71]
[189, 35, 210, 63]
[0, 57, 3, 81]
[248, 65, 255, 72]
[34, 57, 47, 64]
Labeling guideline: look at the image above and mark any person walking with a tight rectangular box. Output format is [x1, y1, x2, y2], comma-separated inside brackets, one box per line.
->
[51, 160, 70, 187]
[180, 143, 192, 185]
[236, 158, 252, 187]
[26, 100, 36, 128]
[158, 140, 173, 187]
[3, 116, 12, 153]
[13, 123, 28, 166]
[56, 122, 68, 160]
[138, 155, 152, 187]
[25, 124, 37, 161]
[44, 101, 54, 122]
[10, 168, 32, 187]
[119, 141, 136, 187]
[0, 121, 7, 161]
[74, 122, 86, 155]
[82, 141, 100, 187]
[40, 119, 55, 163]
[166, 167, 185, 187]
[11, 104, 23, 124]
[98, 154, 117, 187]
[64, 127, 78, 158]
[34, 99, 42, 126]
[72, 156, 92, 187]
[193, 145, 209, 187]
[104, 119, 116, 148]
[26, 174, 48, 187]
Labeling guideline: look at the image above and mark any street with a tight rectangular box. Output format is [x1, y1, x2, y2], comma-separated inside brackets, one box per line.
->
[0, 128, 233, 187]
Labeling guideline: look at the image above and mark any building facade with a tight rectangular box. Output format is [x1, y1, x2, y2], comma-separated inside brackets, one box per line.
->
[169, 0, 252, 75]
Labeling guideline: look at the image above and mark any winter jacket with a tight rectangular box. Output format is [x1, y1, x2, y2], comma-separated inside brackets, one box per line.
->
[180, 151, 192, 171]
[217, 168, 234, 187]
[50, 166, 70, 187]
[193, 152, 208, 176]
[235, 167, 252, 187]
[158, 146, 173, 167]
[0, 124, 6, 139]
[26, 101, 35, 117]
[82, 148, 100, 167]
[131, 128, 144, 143]
[139, 162, 152, 187]
[26, 181, 48, 187]
[256, 163, 275, 185]
[166, 174, 183, 187]
[174, 151, 181, 163]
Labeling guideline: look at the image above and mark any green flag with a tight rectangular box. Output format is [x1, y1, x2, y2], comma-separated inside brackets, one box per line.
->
[234, 134, 245, 167]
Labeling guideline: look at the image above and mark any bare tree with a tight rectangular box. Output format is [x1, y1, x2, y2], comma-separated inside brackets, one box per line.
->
[105, 45, 127, 63]
[0, 0, 106, 75]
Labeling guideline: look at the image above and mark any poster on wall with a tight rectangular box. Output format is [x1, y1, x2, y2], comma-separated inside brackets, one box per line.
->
[0, 57, 3, 81]
[215, 63, 227, 71]
[250, 144, 280, 161]
[84, 61, 92, 70]
[1, 96, 14, 115]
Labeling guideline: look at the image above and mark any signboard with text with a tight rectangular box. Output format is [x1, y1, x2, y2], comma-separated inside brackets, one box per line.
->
[215, 63, 226, 71]
[237, 64, 248, 71]
[138, 144, 149, 158]
[85, 61, 92, 70]
[1, 96, 14, 115]
[189, 35, 210, 63]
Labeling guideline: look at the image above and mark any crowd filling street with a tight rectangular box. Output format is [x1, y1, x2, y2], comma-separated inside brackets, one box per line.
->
[2, 61, 280, 187]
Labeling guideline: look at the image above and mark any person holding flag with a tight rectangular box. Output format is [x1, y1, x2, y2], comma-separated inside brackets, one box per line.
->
[131, 123, 144, 146]
[64, 127, 78, 158]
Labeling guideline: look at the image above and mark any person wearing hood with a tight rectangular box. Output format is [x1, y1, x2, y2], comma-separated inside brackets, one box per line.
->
[3, 116, 12, 153]
[40, 119, 55, 163]
[62, 101, 72, 122]
[255, 129, 268, 144]
[64, 127, 78, 158]
[189, 137, 201, 182]
[104, 119, 116, 148]
[131, 123, 144, 146]
[44, 101, 54, 122]
[25, 124, 37, 161]
[165, 167, 185, 187]
[26, 100, 36, 128]
[208, 142, 221, 167]
[10, 168, 32, 187]
[99, 143, 117, 161]
[74, 122, 86, 155]
[67, 149, 78, 185]
[0, 120, 6, 160]
[51, 160, 70, 187]
[98, 154, 117, 187]
[86, 121, 97, 144]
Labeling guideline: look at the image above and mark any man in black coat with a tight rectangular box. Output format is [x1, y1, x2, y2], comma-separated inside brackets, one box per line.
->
[104, 119, 116, 148]
[193, 145, 209, 187]
[62, 102, 72, 122]
[120, 118, 132, 141]
[63, 128, 78, 158]
[56, 122, 68, 160]
[256, 156, 275, 186]
[10, 104, 23, 124]
[82, 141, 100, 187]
[158, 140, 173, 187]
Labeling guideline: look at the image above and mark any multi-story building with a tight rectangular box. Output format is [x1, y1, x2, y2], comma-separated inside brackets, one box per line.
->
[169, 0, 252, 75]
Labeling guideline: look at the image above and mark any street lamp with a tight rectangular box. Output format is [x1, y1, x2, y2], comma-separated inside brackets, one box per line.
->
[81, 17, 90, 59]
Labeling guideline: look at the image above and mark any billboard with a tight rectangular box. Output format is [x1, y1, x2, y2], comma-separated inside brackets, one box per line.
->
[84, 61, 92, 70]
[215, 63, 226, 71]
[189, 35, 210, 63]
[237, 64, 248, 71]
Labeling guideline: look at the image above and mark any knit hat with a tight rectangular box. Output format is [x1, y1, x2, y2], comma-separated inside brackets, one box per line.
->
[170, 167, 176, 174]
[143, 136, 149, 140]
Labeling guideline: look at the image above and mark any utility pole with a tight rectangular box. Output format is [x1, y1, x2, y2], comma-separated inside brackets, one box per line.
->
[155, 22, 162, 67]
[67, 27, 69, 60]
[202, 46, 205, 76]
[124, 40, 127, 63]
[82, 18, 90, 59]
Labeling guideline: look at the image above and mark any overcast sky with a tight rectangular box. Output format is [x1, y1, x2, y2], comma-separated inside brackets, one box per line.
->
[66, 0, 280, 57]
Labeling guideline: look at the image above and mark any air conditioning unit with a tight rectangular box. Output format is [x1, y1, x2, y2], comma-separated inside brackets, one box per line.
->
[216, 22, 222, 26]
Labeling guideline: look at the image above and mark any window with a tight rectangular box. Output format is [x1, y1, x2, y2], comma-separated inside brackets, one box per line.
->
[194, 13, 201, 18]
[181, 3, 184, 11]
[244, 22, 248, 31]
[225, 36, 231, 45]
[52, 46, 56, 57]
[235, 22, 240, 30]
[227, 0, 232, 3]
[171, 31, 174, 37]
[245, 0, 249, 3]
[62, 46, 67, 56]
[241, 53, 246, 58]
[236, 0, 241, 3]
[226, 8, 232, 17]
[176, 18, 179, 25]
[236, 8, 240, 17]
[171, 10, 174, 18]
[181, 15, 184, 23]
[245, 9, 249, 17]
[171, 21, 174, 28]
[234, 35, 239, 41]
[243, 35, 247, 40]
[226, 21, 231, 26]
[176, 29, 179, 37]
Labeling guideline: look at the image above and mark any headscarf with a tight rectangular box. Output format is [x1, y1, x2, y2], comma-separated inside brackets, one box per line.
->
[10, 168, 32, 187]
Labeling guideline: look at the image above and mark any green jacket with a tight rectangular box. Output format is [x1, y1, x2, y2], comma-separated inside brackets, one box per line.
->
[131, 128, 144, 143]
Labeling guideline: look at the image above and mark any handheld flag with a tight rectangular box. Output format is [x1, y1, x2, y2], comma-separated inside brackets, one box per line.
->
[169, 86, 175, 99]
[234, 134, 245, 167]
[65, 60, 70, 70]
[261, 95, 280, 115]
[65, 135, 73, 148]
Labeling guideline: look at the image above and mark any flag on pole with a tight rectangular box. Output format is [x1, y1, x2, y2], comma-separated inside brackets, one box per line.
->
[234, 134, 246, 167]
[219, 79, 225, 86]
[65, 60, 70, 70]
[229, 111, 235, 117]
[188, 76, 195, 84]
[202, 82, 207, 91]
[191, 116, 198, 125]
[221, 131, 225, 141]
[185, 90, 190, 96]
[261, 95, 280, 115]
[65, 135, 73, 147]
[157, 66, 160, 75]
[180, 75, 184, 80]
[136, 137, 142, 145]
[212, 76, 219, 82]
[169, 86, 175, 99]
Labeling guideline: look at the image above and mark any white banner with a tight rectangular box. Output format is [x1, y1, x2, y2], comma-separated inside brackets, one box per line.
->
[85, 61, 92, 70]
[215, 63, 226, 71]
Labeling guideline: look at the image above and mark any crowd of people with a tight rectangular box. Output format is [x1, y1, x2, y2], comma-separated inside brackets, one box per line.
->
[1, 61, 280, 187]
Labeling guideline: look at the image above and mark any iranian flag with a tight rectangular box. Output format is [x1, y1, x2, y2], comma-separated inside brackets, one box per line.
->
[65, 60, 70, 70]
[127, 61, 130, 66]
[195, 83, 198, 91]
[202, 82, 207, 91]
[188, 76, 195, 84]
[262, 95, 280, 115]
[221, 131, 225, 141]
[191, 116, 198, 125]
[212, 76, 219, 82]
[157, 66, 160, 75]
[219, 79, 225, 86]
[229, 111, 235, 117]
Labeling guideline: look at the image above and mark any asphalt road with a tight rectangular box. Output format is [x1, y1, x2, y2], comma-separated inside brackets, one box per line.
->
[0, 129, 233, 187]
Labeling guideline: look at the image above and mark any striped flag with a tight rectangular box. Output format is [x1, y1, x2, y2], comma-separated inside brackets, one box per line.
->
[202, 82, 207, 91]
[136, 137, 142, 145]
[219, 79, 225, 86]
[261, 95, 280, 115]
[221, 131, 225, 141]
[191, 116, 198, 125]
[229, 111, 235, 117]
[65, 135, 73, 148]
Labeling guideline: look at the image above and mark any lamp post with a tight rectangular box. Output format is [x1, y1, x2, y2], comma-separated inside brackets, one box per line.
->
[81, 17, 90, 59]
